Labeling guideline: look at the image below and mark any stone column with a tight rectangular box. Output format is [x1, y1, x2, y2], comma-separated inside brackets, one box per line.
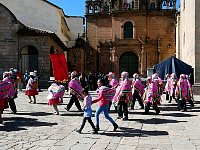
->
[157, 38, 161, 63]
[141, 44, 145, 75]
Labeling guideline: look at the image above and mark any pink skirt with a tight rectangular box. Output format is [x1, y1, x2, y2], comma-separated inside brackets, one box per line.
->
[25, 89, 38, 96]
[48, 98, 63, 105]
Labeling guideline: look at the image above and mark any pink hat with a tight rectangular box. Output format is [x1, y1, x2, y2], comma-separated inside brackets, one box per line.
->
[152, 73, 158, 80]
[180, 74, 186, 79]
[133, 73, 139, 78]
[108, 72, 114, 76]
[146, 77, 152, 83]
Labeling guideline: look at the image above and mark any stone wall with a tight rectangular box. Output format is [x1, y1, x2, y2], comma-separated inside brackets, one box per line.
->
[0, 4, 20, 77]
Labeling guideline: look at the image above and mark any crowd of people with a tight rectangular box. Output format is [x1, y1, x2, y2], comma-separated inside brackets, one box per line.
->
[0, 69, 195, 134]
[0, 68, 41, 125]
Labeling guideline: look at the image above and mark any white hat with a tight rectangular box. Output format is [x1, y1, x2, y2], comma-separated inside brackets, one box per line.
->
[3, 71, 10, 78]
[71, 71, 77, 77]
[108, 72, 114, 76]
[121, 71, 128, 78]
[49, 76, 56, 82]
[30, 72, 34, 76]
[50, 77, 55, 81]
[133, 73, 139, 78]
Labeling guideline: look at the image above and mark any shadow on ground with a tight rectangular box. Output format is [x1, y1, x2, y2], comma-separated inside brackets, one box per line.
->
[100, 127, 168, 137]
[127, 118, 187, 124]
[15, 111, 53, 116]
[1, 117, 57, 132]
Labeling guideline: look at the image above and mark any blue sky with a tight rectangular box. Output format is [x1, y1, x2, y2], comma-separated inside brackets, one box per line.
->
[49, 0, 180, 16]
[49, 0, 85, 16]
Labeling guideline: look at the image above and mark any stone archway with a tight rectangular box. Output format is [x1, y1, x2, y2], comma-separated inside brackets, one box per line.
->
[119, 51, 139, 77]
[20, 45, 38, 73]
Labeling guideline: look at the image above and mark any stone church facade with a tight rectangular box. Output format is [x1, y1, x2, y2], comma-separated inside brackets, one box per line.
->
[84, 0, 177, 77]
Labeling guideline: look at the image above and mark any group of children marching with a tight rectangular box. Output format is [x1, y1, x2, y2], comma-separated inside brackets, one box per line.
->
[0, 69, 195, 134]
[165, 73, 194, 111]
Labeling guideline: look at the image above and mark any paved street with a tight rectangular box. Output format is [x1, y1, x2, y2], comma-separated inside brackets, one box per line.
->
[0, 90, 200, 150]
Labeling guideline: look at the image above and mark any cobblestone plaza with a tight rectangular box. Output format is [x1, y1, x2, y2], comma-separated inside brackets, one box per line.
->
[0, 90, 200, 150]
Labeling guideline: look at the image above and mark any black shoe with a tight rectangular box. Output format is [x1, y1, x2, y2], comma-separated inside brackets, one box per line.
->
[12, 111, 17, 114]
[76, 129, 81, 134]
[123, 118, 128, 121]
[95, 125, 100, 131]
[117, 116, 123, 119]
[113, 123, 118, 131]
[64, 107, 69, 111]
[156, 109, 160, 115]
[92, 130, 98, 134]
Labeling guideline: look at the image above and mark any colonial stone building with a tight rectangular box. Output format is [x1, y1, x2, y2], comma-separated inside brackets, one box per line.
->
[0, 0, 84, 87]
[0, 3, 67, 87]
[176, 0, 200, 93]
[84, 0, 176, 77]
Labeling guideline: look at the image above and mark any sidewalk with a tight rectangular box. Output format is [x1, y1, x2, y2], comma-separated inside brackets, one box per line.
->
[0, 90, 200, 150]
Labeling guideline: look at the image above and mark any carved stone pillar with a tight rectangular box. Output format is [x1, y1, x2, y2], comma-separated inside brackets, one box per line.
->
[92, 3, 95, 13]
[141, 44, 145, 75]
[157, 38, 161, 63]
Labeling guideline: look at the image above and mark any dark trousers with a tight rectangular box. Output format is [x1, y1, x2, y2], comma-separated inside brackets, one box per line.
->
[188, 99, 194, 107]
[132, 90, 144, 109]
[117, 101, 128, 119]
[67, 94, 82, 111]
[177, 98, 186, 111]
[145, 101, 160, 114]
[79, 117, 96, 131]
[9, 98, 17, 114]
[108, 101, 112, 112]
[166, 92, 169, 100]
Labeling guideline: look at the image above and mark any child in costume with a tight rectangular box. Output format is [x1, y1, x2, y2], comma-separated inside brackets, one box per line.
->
[76, 89, 97, 134]
[175, 74, 189, 111]
[144, 74, 160, 115]
[25, 72, 38, 103]
[113, 71, 132, 120]
[92, 79, 118, 132]
[131, 73, 144, 110]
[47, 77, 65, 115]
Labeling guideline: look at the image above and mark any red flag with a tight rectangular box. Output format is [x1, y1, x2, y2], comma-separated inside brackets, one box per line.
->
[50, 54, 68, 82]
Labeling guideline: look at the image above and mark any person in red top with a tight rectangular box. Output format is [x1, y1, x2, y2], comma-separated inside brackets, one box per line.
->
[92, 79, 118, 132]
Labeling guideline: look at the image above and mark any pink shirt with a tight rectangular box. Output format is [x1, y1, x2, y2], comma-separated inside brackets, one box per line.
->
[93, 92, 109, 106]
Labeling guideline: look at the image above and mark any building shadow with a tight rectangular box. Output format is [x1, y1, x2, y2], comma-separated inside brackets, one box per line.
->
[1, 117, 57, 132]
[100, 127, 168, 137]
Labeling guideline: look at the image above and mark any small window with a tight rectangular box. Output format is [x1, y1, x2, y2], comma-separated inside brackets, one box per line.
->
[124, 21, 133, 39]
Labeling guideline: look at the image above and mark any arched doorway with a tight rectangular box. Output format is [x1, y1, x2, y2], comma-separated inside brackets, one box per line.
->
[20, 45, 38, 73]
[119, 51, 138, 77]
